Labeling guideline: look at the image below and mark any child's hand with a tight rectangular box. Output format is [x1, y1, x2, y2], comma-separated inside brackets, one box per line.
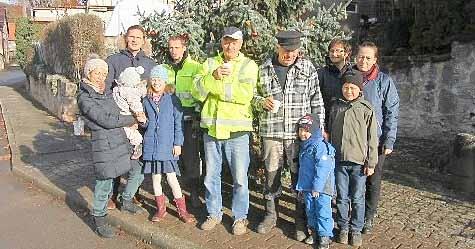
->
[364, 166, 375, 176]
[312, 191, 319, 198]
[135, 112, 147, 123]
[129, 123, 138, 130]
[173, 145, 182, 157]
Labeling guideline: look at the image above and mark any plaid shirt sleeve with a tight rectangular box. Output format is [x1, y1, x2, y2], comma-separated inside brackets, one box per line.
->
[309, 70, 326, 129]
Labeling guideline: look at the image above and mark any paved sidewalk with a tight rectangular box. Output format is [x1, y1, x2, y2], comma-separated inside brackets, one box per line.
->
[1, 84, 474, 249]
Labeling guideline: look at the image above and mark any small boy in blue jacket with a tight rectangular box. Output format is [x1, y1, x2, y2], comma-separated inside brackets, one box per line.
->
[296, 114, 336, 249]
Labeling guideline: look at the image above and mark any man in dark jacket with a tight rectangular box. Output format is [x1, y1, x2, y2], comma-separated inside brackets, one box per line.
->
[105, 25, 157, 209]
[318, 38, 352, 126]
[354, 41, 400, 234]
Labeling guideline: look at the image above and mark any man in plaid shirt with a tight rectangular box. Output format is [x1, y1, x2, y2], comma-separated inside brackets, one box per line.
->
[252, 30, 325, 242]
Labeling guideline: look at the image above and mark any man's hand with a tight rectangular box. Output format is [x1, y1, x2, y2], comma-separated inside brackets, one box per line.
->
[384, 148, 393, 155]
[364, 167, 375, 176]
[212, 65, 232, 80]
[262, 96, 274, 111]
[173, 145, 182, 157]
[312, 191, 319, 198]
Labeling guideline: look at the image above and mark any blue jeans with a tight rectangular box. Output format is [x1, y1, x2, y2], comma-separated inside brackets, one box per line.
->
[92, 159, 144, 217]
[335, 162, 367, 232]
[304, 192, 333, 237]
[203, 132, 250, 221]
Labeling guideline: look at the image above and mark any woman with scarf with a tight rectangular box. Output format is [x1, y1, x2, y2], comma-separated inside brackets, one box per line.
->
[354, 41, 400, 234]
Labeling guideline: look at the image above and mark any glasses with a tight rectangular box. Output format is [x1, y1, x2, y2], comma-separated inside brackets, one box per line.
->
[329, 49, 345, 53]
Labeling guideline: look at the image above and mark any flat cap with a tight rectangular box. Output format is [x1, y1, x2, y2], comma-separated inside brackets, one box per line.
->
[276, 30, 302, 50]
[222, 26, 243, 40]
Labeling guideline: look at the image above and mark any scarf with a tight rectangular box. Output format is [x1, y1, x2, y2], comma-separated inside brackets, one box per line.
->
[361, 64, 379, 86]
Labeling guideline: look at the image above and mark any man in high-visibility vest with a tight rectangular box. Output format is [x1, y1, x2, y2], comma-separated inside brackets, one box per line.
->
[163, 34, 203, 208]
[192, 27, 258, 236]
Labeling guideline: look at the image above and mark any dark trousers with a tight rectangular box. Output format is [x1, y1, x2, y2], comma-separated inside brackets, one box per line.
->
[364, 147, 386, 220]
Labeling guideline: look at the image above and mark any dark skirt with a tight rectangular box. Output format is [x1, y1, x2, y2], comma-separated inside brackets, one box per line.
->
[143, 160, 181, 176]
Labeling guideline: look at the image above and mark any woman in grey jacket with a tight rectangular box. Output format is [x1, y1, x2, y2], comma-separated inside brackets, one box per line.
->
[77, 57, 145, 238]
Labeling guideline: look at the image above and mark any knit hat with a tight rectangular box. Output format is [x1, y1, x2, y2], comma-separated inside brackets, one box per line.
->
[297, 114, 320, 134]
[83, 54, 108, 78]
[117, 66, 144, 87]
[341, 70, 363, 90]
[150, 65, 168, 82]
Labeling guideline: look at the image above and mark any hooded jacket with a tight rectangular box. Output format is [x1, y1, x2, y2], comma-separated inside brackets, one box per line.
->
[296, 127, 336, 196]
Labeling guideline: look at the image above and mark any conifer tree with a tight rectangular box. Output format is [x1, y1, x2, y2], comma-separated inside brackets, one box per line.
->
[142, 0, 351, 66]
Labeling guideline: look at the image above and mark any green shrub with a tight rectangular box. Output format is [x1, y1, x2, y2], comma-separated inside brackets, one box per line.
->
[41, 13, 105, 81]
[15, 17, 42, 70]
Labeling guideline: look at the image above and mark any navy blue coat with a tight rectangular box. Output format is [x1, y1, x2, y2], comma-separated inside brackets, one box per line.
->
[296, 128, 336, 196]
[142, 94, 184, 162]
[105, 49, 157, 93]
[77, 82, 136, 179]
[317, 59, 352, 126]
[361, 70, 400, 150]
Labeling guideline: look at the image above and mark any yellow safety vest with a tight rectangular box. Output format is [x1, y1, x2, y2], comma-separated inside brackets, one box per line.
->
[163, 56, 202, 108]
[192, 52, 259, 139]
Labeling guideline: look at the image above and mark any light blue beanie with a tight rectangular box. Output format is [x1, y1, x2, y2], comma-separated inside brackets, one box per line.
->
[150, 65, 168, 82]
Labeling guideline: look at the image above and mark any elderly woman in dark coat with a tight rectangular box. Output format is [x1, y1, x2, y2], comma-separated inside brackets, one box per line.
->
[77, 56, 145, 238]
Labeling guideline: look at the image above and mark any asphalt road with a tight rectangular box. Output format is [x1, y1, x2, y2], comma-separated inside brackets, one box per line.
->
[0, 66, 156, 249]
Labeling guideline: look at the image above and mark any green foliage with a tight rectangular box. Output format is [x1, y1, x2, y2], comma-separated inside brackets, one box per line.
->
[40, 13, 105, 81]
[142, 0, 351, 66]
[409, 0, 465, 54]
[15, 17, 41, 70]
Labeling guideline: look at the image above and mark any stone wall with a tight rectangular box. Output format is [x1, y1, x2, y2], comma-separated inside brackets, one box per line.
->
[383, 41, 475, 139]
[26, 72, 78, 123]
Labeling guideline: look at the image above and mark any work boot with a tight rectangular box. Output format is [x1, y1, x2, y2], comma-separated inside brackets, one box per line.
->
[350, 232, 363, 247]
[94, 215, 115, 238]
[232, 218, 249, 235]
[200, 216, 221, 230]
[257, 198, 278, 234]
[317, 236, 331, 249]
[336, 229, 348, 244]
[295, 200, 307, 241]
[362, 217, 374, 234]
[174, 196, 195, 223]
[120, 198, 142, 214]
[304, 229, 317, 245]
[151, 195, 167, 222]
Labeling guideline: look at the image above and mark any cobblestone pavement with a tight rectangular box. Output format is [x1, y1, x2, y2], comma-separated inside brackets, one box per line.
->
[0, 85, 473, 249]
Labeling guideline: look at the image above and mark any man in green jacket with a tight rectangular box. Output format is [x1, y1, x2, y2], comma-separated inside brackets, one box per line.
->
[163, 34, 203, 207]
[192, 27, 259, 236]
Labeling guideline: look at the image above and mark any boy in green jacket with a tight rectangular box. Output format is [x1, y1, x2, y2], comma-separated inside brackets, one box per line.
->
[327, 70, 378, 247]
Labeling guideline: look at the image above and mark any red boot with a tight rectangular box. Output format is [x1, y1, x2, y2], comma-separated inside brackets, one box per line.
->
[174, 196, 195, 223]
[151, 195, 167, 222]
